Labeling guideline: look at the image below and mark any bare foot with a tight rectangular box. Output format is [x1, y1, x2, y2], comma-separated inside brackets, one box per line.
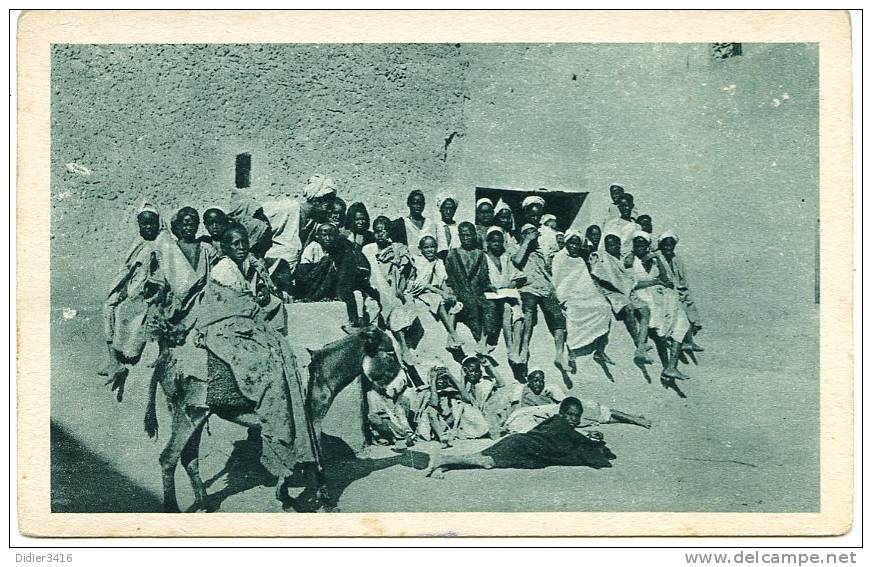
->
[424, 454, 445, 478]
[555, 361, 573, 389]
[428, 468, 446, 479]
[661, 368, 690, 381]
[105, 367, 129, 402]
[567, 356, 578, 374]
[633, 346, 654, 365]
[594, 351, 615, 366]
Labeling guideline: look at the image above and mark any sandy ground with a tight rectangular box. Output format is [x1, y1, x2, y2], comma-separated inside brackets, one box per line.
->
[50, 298, 819, 514]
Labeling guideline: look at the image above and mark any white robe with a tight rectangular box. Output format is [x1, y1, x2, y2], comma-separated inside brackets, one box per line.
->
[552, 249, 612, 351]
[434, 220, 460, 254]
[403, 216, 437, 255]
[630, 256, 690, 342]
[600, 217, 639, 257]
[261, 199, 304, 274]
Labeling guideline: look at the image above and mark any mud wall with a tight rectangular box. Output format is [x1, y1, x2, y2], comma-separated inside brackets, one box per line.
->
[452, 43, 819, 327]
[50, 43, 468, 305]
[52, 43, 819, 330]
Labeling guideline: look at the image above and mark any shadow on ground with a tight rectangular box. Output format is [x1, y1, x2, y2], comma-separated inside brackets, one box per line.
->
[51, 420, 163, 512]
[199, 433, 428, 512]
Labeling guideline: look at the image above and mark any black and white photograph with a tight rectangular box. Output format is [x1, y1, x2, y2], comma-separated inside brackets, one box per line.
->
[14, 9, 854, 538]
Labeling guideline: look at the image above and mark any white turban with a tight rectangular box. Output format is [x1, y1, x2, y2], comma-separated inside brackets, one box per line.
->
[494, 198, 512, 214]
[486, 226, 503, 238]
[520, 223, 537, 234]
[658, 230, 679, 243]
[564, 229, 584, 242]
[522, 195, 546, 209]
[137, 198, 160, 217]
[302, 174, 337, 201]
[476, 197, 494, 209]
[631, 230, 651, 243]
[436, 192, 457, 209]
[541, 213, 557, 225]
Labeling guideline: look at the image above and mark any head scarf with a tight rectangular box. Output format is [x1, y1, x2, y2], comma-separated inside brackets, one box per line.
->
[564, 228, 584, 243]
[486, 226, 503, 238]
[520, 223, 537, 234]
[302, 174, 337, 201]
[128, 197, 168, 243]
[541, 213, 557, 225]
[138, 199, 160, 217]
[631, 230, 651, 243]
[436, 192, 457, 209]
[658, 230, 679, 243]
[476, 197, 494, 210]
[522, 195, 546, 209]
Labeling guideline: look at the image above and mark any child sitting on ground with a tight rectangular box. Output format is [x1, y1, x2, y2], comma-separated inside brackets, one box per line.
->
[417, 357, 506, 446]
[366, 372, 417, 449]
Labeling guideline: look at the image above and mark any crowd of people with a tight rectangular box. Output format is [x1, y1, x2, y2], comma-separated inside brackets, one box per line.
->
[100, 175, 703, 481]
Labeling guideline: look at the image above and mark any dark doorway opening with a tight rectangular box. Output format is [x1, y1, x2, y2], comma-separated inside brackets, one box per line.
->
[475, 186, 588, 233]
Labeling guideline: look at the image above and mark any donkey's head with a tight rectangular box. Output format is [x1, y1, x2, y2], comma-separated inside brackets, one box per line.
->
[358, 327, 402, 389]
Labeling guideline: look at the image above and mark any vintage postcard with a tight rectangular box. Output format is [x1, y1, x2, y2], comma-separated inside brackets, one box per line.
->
[15, 10, 853, 537]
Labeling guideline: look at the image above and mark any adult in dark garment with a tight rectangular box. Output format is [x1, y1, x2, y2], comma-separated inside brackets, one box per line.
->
[424, 397, 616, 478]
[444, 222, 500, 355]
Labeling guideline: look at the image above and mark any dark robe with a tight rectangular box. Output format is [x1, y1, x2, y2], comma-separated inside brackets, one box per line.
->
[481, 414, 616, 469]
[444, 247, 497, 341]
[293, 238, 352, 301]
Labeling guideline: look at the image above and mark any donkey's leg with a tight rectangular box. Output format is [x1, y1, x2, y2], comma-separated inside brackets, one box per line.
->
[180, 410, 209, 510]
[158, 404, 196, 513]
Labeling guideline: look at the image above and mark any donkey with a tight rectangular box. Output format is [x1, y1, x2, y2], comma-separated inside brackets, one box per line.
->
[143, 326, 401, 513]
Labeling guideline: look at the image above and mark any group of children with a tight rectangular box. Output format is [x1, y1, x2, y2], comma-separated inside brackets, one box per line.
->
[101, 176, 702, 474]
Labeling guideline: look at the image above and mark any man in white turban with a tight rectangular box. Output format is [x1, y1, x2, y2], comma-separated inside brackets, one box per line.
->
[228, 174, 338, 296]
[656, 230, 704, 352]
[512, 222, 571, 388]
[627, 231, 692, 383]
[521, 195, 546, 211]
[552, 228, 613, 372]
[601, 194, 639, 260]
[474, 197, 495, 245]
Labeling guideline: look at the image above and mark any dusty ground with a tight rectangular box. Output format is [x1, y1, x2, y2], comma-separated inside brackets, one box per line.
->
[50, 298, 819, 514]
